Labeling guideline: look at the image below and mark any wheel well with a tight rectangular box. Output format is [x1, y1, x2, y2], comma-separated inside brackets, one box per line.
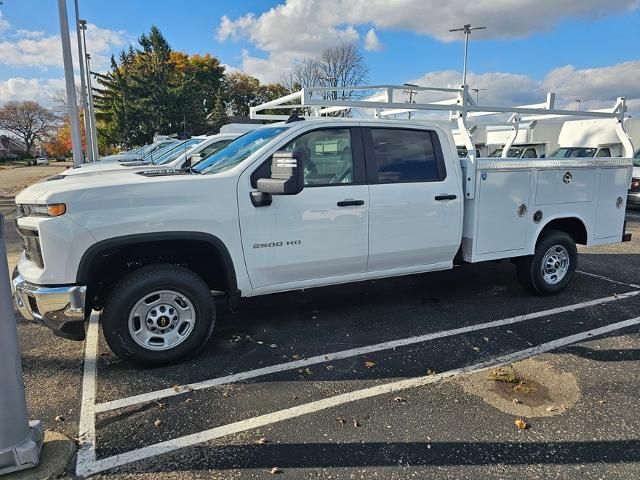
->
[78, 234, 236, 311]
[538, 218, 587, 246]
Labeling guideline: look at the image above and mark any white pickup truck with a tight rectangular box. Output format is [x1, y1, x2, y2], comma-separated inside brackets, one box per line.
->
[11, 86, 635, 365]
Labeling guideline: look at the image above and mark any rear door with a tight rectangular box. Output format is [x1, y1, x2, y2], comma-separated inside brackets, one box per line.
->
[364, 127, 462, 272]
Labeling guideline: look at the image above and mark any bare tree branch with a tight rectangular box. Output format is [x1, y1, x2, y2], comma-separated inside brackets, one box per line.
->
[0, 101, 57, 155]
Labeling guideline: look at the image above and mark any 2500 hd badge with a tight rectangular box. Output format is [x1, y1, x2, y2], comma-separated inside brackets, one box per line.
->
[253, 240, 302, 249]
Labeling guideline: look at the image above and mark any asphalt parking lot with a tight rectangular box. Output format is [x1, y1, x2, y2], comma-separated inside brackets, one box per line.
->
[7, 210, 640, 479]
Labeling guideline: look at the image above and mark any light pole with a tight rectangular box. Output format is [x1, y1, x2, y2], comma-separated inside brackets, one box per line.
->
[75, 12, 93, 162]
[471, 88, 488, 104]
[80, 19, 100, 161]
[58, 0, 83, 167]
[403, 83, 419, 119]
[449, 24, 486, 87]
[575, 99, 582, 111]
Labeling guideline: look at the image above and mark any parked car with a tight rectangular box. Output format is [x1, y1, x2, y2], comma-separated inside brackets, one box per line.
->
[56, 156, 66, 162]
[35, 157, 49, 165]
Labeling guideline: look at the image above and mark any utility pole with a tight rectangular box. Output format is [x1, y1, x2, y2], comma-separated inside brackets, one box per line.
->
[75, 9, 93, 162]
[471, 88, 488, 104]
[449, 24, 486, 87]
[58, 0, 84, 167]
[403, 83, 418, 119]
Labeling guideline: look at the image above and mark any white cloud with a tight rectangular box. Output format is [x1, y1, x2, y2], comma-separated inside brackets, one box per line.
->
[406, 61, 640, 114]
[217, 0, 640, 80]
[0, 77, 66, 105]
[0, 23, 129, 72]
[364, 28, 382, 52]
[0, 11, 9, 32]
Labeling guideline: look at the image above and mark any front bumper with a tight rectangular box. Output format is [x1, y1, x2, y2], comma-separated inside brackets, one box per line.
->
[11, 268, 87, 340]
[628, 191, 640, 206]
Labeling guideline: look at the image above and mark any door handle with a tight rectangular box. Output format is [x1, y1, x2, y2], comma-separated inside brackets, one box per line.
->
[337, 199, 365, 207]
[435, 194, 457, 201]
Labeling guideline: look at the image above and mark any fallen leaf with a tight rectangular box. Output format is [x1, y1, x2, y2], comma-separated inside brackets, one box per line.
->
[426, 369, 436, 376]
[336, 417, 346, 428]
[172, 385, 180, 392]
[154, 419, 162, 427]
[184, 398, 192, 404]
[512, 398, 521, 404]
[472, 346, 480, 352]
[155, 401, 166, 409]
[270, 467, 282, 474]
[393, 396, 407, 404]
[292, 354, 302, 360]
[364, 359, 376, 369]
[353, 419, 360, 428]
[483, 336, 490, 342]
[55, 415, 65, 422]
[514, 419, 528, 430]
[598, 400, 606, 404]
[257, 437, 269, 445]
[325, 365, 334, 371]
[270, 344, 278, 348]
[298, 367, 312, 376]
[545, 406, 559, 412]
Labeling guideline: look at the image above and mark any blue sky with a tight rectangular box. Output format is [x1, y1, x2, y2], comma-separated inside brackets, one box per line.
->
[1, 0, 639, 110]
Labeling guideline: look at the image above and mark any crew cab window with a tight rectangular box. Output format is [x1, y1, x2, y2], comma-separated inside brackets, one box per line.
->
[198, 139, 234, 160]
[523, 148, 537, 158]
[596, 148, 611, 158]
[370, 128, 444, 183]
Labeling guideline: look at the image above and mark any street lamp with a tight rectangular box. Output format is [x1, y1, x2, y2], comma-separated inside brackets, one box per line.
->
[75, 6, 93, 162]
[575, 99, 582, 111]
[449, 24, 486, 87]
[80, 20, 99, 161]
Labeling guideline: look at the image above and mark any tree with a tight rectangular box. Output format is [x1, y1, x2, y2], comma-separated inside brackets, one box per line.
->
[316, 43, 368, 102]
[223, 72, 263, 117]
[208, 87, 228, 132]
[0, 101, 56, 155]
[94, 26, 225, 146]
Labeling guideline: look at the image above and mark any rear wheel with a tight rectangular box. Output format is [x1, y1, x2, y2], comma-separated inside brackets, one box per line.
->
[102, 264, 215, 366]
[516, 230, 577, 295]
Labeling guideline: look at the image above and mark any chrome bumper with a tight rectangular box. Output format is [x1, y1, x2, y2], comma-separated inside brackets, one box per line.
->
[628, 191, 640, 205]
[11, 268, 87, 340]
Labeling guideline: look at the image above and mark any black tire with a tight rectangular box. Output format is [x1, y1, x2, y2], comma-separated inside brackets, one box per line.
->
[516, 230, 577, 295]
[102, 264, 215, 366]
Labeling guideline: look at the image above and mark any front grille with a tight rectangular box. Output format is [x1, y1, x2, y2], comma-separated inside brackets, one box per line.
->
[17, 227, 44, 268]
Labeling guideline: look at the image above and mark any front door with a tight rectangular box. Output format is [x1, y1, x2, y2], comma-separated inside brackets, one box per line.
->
[238, 127, 369, 289]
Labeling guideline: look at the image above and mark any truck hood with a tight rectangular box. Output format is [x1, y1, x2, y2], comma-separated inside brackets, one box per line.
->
[14, 169, 191, 205]
[62, 160, 156, 177]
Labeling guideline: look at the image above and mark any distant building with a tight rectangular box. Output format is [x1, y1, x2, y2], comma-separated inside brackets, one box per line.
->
[0, 135, 23, 159]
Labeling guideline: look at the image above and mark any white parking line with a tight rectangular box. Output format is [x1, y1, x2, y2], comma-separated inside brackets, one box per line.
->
[577, 270, 640, 289]
[95, 290, 640, 413]
[75, 316, 640, 477]
[75, 312, 100, 475]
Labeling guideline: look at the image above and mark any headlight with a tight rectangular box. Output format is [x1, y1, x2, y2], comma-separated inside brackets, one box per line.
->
[17, 203, 66, 218]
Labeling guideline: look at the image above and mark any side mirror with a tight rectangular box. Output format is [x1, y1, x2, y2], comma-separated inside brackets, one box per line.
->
[256, 151, 304, 195]
[185, 153, 201, 169]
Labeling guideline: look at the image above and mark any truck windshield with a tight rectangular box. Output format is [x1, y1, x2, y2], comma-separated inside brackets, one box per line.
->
[548, 147, 596, 158]
[193, 127, 288, 174]
[152, 139, 203, 165]
[489, 147, 523, 158]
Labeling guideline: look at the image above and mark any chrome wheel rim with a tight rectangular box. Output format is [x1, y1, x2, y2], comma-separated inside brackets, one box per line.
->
[541, 245, 570, 285]
[128, 290, 195, 351]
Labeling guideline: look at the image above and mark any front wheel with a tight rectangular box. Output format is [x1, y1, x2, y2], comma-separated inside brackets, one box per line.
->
[516, 230, 577, 295]
[102, 264, 215, 366]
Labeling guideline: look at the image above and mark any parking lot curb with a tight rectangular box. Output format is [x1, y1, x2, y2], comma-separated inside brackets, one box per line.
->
[2, 431, 75, 480]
